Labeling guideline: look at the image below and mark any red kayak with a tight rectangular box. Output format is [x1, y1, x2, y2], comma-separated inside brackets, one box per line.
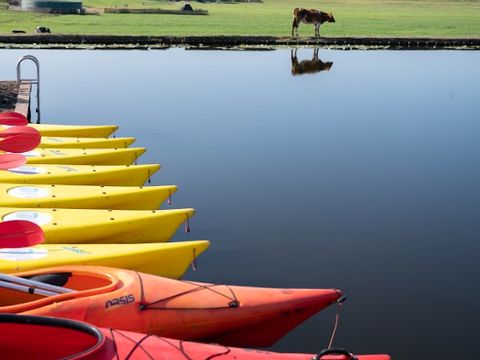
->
[1, 265, 343, 347]
[0, 314, 391, 360]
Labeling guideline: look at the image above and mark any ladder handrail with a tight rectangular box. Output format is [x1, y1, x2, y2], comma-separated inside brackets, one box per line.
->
[16, 55, 41, 124]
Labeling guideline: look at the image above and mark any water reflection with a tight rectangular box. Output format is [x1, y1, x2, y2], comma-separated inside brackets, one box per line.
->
[291, 49, 333, 76]
[1, 49, 479, 360]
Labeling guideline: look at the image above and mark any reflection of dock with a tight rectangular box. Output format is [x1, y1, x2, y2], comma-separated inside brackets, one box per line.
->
[0, 81, 31, 118]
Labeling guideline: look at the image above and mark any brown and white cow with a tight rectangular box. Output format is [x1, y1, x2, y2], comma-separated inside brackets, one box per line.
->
[291, 8, 335, 37]
[291, 49, 333, 76]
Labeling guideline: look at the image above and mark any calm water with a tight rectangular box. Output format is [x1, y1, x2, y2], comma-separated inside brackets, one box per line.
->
[1, 48, 479, 359]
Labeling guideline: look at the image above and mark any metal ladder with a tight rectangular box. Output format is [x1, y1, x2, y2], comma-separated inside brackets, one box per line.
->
[16, 55, 41, 123]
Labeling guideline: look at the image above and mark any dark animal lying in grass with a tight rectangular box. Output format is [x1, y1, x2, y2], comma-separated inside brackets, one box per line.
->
[291, 49, 333, 76]
[36, 27, 51, 34]
[292, 8, 335, 37]
[182, 3, 193, 11]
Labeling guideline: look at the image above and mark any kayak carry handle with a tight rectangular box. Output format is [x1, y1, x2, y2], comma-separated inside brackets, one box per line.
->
[313, 348, 357, 360]
[184, 215, 190, 233]
[191, 248, 198, 271]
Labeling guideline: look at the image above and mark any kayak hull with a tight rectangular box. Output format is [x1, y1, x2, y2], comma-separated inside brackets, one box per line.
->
[0, 183, 176, 210]
[1, 265, 343, 347]
[24, 147, 146, 165]
[0, 314, 391, 360]
[0, 241, 209, 278]
[0, 164, 160, 186]
[0, 207, 194, 244]
[27, 124, 118, 138]
[39, 136, 135, 149]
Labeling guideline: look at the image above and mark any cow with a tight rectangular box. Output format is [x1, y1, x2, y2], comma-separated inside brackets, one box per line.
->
[291, 8, 335, 38]
[35, 26, 51, 34]
[291, 49, 333, 76]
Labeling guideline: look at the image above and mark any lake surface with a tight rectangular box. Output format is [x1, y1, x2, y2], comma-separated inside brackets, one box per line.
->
[1, 48, 479, 359]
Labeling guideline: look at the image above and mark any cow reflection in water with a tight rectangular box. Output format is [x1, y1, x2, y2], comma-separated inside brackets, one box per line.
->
[291, 49, 333, 76]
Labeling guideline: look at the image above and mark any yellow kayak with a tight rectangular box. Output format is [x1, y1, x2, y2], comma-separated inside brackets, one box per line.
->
[0, 207, 194, 244]
[0, 183, 176, 210]
[18, 147, 145, 165]
[28, 124, 118, 138]
[0, 241, 209, 278]
[40, 136, 135, 149]
[0, 164, 159, 186]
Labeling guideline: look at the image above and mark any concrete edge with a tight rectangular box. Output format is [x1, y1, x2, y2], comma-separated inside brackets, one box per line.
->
[0, 35, 479, 50]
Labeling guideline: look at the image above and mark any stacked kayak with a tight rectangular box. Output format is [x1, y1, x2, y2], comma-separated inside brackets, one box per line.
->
[0, 183, 177, 209]
[0, 111, 390, 358]
[0, 242, 209, 278]
[0, 113, 199, 272]
[20, 147, 146, 165]
[0, 163, 160, 186]
[0, 314, 391, 360]
[39, 136, 136, 148]
[0, 207, 194, 243]
[0, 123, 119, 138]
[0, 265, 343, 347]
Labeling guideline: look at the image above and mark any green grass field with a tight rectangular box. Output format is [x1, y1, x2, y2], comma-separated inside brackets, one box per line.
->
[0, 0, 479, 37]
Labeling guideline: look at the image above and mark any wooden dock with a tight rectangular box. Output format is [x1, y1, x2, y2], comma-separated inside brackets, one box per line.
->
[0, 80, 30, 118]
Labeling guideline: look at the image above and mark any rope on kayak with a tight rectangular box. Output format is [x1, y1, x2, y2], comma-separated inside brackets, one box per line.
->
[124, 334, 156, 359]
[109, 328, 121, 360]
[167, 189, 172, 205]
[109, 329, 156, 360]
[159, 337, 231, 360]
[137, 273, 240, 311]
[110, 328, 233, 360]
[327, 295, 347, 349]
[203, 345, 231, 360]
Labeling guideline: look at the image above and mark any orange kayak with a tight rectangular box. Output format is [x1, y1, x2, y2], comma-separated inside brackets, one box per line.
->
[0, 314, 391, 360]
[0, 265, 343, 348]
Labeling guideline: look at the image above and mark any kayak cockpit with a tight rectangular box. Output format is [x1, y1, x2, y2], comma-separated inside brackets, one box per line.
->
[0, 314, 106, 359]
[0, 269, 118, 311]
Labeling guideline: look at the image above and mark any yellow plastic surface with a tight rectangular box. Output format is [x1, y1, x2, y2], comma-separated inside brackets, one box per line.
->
[0, 241, 209, 278]
[0, 164, 160, 186]
[0, 207, 195, 244]
[19, 147, 146, 165]
[40, 136, 135, 149]
[27, 124, 118, 138]
[0, 183, 176, 210]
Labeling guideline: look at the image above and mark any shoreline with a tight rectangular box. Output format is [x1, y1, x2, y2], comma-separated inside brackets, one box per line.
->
[0, 35, 479, 50]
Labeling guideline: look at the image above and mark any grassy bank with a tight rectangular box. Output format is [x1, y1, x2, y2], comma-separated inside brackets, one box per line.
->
[0, 0, 479, 37]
